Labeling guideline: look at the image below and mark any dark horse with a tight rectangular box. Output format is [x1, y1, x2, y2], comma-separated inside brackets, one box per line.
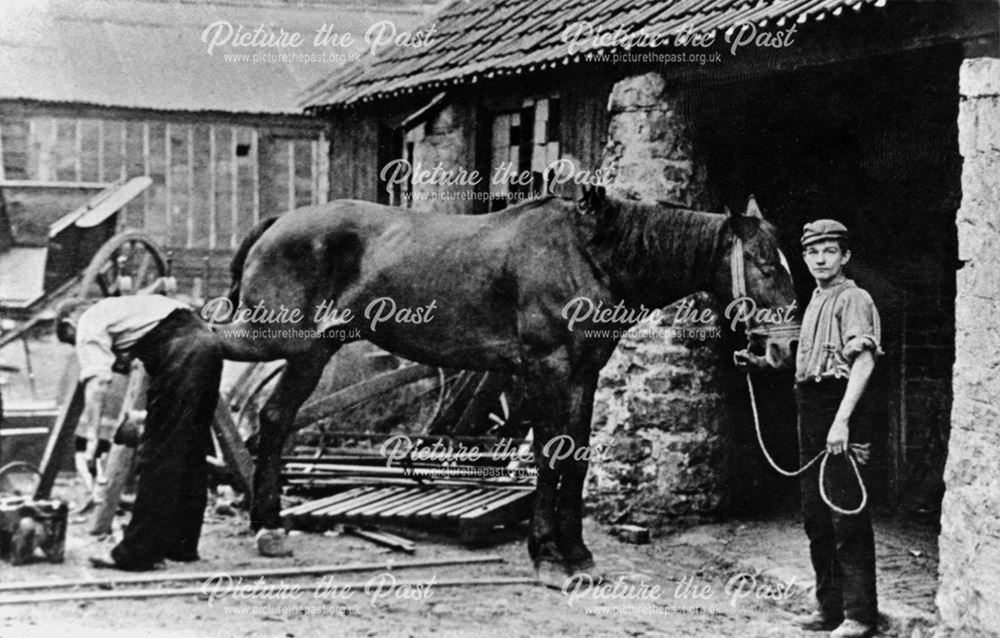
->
[216, 187, 797, 579]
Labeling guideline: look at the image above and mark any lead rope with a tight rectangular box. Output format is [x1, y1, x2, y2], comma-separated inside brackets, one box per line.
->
[731, 238, 867, 515]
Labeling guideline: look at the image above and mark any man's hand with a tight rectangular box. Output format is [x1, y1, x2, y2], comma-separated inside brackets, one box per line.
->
[827, 417, 850, 455]
[734, 349, 768, 370]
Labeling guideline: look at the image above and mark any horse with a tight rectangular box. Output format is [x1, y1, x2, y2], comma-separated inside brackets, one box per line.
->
[215, 186, 798, 580]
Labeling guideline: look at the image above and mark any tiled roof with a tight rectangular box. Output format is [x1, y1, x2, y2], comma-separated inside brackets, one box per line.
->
[0, 0, 432, 115]
[301, 0, 892, 109]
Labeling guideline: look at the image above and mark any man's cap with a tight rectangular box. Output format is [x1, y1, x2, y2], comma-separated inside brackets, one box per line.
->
[801, 219, 849, 247]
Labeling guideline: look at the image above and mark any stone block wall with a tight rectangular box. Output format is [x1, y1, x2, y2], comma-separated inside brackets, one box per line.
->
[588, 293, 733, 528]
[936, 56, 1000, 636]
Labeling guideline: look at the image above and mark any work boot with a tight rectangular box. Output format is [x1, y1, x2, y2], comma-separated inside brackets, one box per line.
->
[794, 610, 842, 631]
[830, 619, 876, 638]
[255, 527, 293, 557]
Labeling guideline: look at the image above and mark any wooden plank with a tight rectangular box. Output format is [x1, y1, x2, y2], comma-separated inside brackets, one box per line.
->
[74, 119, 82, 181]
[72, 177, 153, 229]
[211, 399, 254, 495]
[316, 486, 404, 517]
[34, 382, 85, 499]
[230, 126, 238, 249]
[286, 139, 295, 213]
[208, 124, 216, 248]
[0, 119, 6, 181]
[187, 125, 195, 248]
[295, 364, 436, 425]
[460, 490, 529, 519]
[192, 124, 212, 249]
[431, 490, 502, 519]
[251, 129, 260, 224]
[96, 120, 104, 180]
[164, 122, 172, 242]
[377, 488, 454, 518]
[412, 489, 476, 519]
[0, 555, 506, 594]
[344, 488, 424, 517]
[0, 576, 535, 605]
[445, 490, 512, 517]
[89, 442, 135, 536]
[280, 487, 373, 517]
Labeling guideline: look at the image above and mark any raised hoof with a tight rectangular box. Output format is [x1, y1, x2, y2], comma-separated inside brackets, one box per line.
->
[534, 560, 571, 590]
[255, 528, 293, 557]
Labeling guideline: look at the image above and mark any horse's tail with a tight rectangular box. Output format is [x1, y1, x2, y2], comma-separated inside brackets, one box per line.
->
[229, 216, 279, 306]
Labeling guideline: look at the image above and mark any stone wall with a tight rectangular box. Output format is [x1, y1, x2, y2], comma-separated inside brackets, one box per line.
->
[586, 72, 732, 528]
[936, 56, 1000, 636]
[408, 103, 476, 215]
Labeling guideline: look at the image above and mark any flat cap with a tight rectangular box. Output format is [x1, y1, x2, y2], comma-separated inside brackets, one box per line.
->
[801, 219, 848, 247]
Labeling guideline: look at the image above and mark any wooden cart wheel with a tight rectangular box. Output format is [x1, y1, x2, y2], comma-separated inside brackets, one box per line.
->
[79, 229, 168, 299]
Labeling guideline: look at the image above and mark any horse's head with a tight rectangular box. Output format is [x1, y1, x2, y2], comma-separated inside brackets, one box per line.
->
[717, 196, 800, 369]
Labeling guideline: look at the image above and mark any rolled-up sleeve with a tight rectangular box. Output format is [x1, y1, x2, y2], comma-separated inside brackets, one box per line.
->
[76, 314, 115, 383]
[839, 288, 884, 361]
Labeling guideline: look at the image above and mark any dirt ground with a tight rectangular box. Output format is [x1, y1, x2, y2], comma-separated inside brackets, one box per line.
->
[0, 475, 858, 638]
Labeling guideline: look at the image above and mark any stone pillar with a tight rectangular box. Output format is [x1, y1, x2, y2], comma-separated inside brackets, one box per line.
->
[936, 57, 1000, 636]
[409, 103, 476, 215]
[600, 72, 709, 208]
[586, 72, 731, 528]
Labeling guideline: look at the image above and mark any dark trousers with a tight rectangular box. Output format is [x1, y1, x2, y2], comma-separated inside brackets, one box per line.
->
[795, 380, 878, 624]
[111, 309, 221, 567]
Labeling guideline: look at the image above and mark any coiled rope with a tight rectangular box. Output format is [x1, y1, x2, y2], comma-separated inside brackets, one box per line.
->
[745, 371, 867, 515]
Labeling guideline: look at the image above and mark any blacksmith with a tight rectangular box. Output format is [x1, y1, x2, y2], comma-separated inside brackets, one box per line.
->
[56, 282, 222, 571]
[738, 219, 881, 638]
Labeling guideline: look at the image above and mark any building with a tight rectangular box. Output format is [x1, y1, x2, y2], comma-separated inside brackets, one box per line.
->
[300, 0, 1000, 632]
[0, 0, 432, 303]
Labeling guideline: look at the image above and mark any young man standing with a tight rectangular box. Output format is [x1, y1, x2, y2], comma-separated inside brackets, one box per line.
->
[56, 282, 222, 571]
[738, 219, 881, 638]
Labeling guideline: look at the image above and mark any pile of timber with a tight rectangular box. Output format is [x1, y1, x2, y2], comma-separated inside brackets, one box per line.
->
[280, 435, 536, 544]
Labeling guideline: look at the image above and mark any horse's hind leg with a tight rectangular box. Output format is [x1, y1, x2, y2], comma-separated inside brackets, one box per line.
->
[556, 374, 599, 575]
[252, 348, 333, 556]
[523, 358, 572, 585]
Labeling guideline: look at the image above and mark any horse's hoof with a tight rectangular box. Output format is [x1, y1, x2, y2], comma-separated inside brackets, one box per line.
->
[534, 560, 571, 590]
[568, 559, 603, 584]
[255, 528, 293, 557]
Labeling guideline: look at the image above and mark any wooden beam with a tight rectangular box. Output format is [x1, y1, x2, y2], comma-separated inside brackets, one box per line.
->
[96, 119, 104, 181]
[208, 124, 216, 249]
[251, 128, 260, 223]
[187, 125, 195, 248]
[164, 122, 172, 242]
[0, 555, 506, 594]
[230, 126, 238, 249]
[318, 130, 330, 204]
[74, 119, 82, 182]
[287, 139, 295, 212]
[142, 121, 150, 229]
[0, 119, 5, 182]
[34, 382, 85, 499]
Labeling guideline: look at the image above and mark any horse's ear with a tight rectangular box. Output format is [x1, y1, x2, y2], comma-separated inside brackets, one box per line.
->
[745, 194, 764, 219]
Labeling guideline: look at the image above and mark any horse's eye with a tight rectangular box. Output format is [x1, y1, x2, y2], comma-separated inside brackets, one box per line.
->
[758, 265, 775, 278]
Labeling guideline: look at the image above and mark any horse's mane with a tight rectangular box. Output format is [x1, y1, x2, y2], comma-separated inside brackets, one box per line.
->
[591, 196, 722, 291]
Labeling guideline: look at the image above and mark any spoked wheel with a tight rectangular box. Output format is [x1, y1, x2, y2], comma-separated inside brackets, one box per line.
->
[79, 230, 169, 299]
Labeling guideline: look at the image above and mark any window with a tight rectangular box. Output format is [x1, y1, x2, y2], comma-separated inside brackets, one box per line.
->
[489, 96, 560, 211]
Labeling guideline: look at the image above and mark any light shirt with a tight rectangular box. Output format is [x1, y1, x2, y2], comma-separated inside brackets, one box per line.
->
[795, 278, 882, 383]
[76, 295, 188, 382]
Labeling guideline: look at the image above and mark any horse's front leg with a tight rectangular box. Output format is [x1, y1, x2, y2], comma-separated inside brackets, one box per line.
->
[253, 349, 333, 556]
[555, 373, 600, 576]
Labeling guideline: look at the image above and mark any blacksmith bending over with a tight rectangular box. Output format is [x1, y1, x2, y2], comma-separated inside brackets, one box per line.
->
[56, 280, 222, 571]
[737, 220, 881, 638]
